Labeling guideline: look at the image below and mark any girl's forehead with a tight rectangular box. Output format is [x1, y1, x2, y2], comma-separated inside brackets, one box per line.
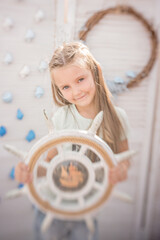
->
[52, 63, 90, 80]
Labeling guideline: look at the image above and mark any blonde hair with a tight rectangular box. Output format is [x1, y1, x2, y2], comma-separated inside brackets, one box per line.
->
[49, 42, 125, 153]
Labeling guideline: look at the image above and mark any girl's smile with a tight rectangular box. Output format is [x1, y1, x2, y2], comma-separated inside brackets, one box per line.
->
[51, 64, 96, 116]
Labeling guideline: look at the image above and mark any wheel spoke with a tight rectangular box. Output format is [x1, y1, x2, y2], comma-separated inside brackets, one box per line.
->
[37, 178, 48, 191]
[79, 145, 87, 154]
[92, 162, 103, 170]
[94, 182, 104, 191]
[78, 196, 85, 207]
[38, 161, 50, 169]
[57, 144, 63, 154]
[54, 195, 62, 205]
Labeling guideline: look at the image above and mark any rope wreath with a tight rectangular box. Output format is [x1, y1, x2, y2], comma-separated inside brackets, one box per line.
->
[79, 5, 158, 88]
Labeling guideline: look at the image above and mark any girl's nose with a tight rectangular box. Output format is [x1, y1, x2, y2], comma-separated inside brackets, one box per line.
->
[72, 86, 81, 97]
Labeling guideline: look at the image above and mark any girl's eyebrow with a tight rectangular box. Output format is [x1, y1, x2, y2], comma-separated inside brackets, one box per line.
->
[75, 74, 86, 80]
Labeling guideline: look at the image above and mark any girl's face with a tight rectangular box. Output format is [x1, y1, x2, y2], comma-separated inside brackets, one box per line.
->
[51, 64, 96, 112]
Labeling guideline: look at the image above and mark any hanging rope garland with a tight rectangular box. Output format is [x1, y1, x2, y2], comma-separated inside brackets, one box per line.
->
[79, 5, 158, 88]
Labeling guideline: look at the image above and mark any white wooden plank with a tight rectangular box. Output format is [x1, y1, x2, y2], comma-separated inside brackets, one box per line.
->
[142, 0, 160, 238]
[54, 0, 77, 48]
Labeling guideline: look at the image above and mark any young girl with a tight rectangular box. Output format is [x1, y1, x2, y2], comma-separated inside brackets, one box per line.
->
[15, 42, 130, 240]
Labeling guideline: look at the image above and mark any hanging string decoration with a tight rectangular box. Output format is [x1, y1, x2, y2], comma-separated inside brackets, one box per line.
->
[79, 5, 158, 89]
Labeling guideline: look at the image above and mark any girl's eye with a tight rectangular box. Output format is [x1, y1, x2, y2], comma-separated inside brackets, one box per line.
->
[62, 86, 69, 90]
[78, 78, 84, 83]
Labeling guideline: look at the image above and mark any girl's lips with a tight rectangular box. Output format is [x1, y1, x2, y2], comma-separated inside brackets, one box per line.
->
[75, 94, 87, 101]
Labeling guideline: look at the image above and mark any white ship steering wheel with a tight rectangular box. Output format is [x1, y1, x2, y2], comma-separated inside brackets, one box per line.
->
[4, 111, 135, 232]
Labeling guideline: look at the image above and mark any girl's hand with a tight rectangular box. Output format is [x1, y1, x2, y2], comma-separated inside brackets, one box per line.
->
[109, 160, 130, 185]
[15, 162, 33, 184]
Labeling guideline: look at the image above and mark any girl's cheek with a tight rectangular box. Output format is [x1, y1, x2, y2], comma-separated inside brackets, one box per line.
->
[63, 92, 72, 101]
[82, 81, 91, 90]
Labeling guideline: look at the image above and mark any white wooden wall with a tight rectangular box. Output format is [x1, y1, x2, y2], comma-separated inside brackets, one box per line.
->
[0, 1, 55, 239]
[0, 0, 160, 240]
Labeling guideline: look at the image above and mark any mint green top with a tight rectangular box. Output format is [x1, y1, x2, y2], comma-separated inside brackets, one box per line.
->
[52, 104, 130, 141]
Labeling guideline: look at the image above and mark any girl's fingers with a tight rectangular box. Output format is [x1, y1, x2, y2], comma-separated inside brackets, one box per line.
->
[109, 164, 128, 185]
[19, 171, 32, 183]
[19, 162, 29, 171]
[15, 162, 32, 184]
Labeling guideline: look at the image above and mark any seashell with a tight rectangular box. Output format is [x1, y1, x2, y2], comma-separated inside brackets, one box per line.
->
[19, 65, 30, 78]
[0, 126, 7, 137]
[26, 130, 36, 142]
[17, 109, 24, 120]
[2, 91, 13, 103]
[3, 53, 13, 64]
[114, 76, 124, 84]
[38, 60, 48, 72]
[35, 86, 44, 98]
[35, 10, 45, 22]
[3, 17, 14, 30]
[126, 71, 136, 79]
[106, 80, 128, 95]
[25, 29, 35, 42]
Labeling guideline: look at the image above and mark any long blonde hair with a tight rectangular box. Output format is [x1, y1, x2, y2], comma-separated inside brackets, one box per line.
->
[49, 42, 125, 153]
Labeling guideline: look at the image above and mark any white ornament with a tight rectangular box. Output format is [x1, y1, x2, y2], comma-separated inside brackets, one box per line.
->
[35, 86, 44, 98]
[38, 60, 48, 72]
[35, 10, 45, 22]
[3, 53, 13, 65]
[19, 65, 30, 78]
[114, 76, 124, 84]
[3, 17, 14, 30]
[2, 92, 13, 103]
[126, 71, 137, 79]
[25, 29, 35, 42]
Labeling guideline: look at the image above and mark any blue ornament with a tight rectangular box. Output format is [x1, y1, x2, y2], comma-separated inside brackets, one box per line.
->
[2, 91, 13, 103]
[126, 71, 136, 78]
[9, 167, 15, 179]
[26, 130, 36, 142]
[18, 183, 24, 189]
[114, 76, 124, 84]
[17, 109, 24, 120]
[0, 126, 7, 137]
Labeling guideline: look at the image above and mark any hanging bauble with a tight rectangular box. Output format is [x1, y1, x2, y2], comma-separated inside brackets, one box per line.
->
[0, 126, 7, 137]
[114, 76, 125, 84]
[35, 10, 45, 23]
[38, 60, 48, 72]
[3, 17, 14, 30]
[2, 91, 13, 103]
[17, 109, 24, 120]
[26, 130, 36, 142]
[25, 29, 35, 42]
[19, 65, 30, 78]
[3, 53, 13, 65]
[35, 86, 44, 98]
[126, 71, 137, 79]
